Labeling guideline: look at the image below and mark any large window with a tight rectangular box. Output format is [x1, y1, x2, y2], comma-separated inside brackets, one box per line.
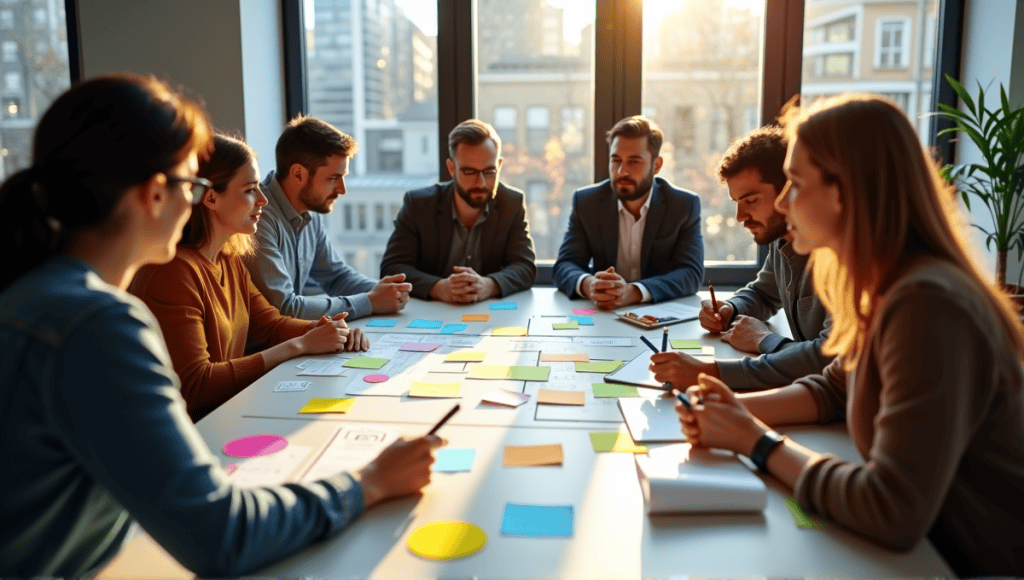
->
[0, 0, 70, 180]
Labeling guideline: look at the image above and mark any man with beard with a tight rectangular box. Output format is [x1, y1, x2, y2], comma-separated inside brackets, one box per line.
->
[246, 115, 412, 321]
[553, 116, 703, 307]
[649, 126, 833, 390]
[379, 119, 537, 303]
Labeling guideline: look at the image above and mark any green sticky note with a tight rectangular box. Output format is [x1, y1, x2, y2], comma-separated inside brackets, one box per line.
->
[670, 338, 703, 350]
[343, 356, 389, 369]
[552, 321, 580, 330]
[575, 360, 623, 373]
[509, 366, 551, 381]
[784, 498, 829, 529]
[588, 432, 647, 453]
[591, 383, 639, 398]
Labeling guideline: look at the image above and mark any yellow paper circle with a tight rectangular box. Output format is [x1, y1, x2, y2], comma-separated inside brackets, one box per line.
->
[407, 521, 486, 560]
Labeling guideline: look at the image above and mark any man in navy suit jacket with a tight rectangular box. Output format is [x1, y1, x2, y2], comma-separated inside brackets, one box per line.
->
[553, 116, 704, 307]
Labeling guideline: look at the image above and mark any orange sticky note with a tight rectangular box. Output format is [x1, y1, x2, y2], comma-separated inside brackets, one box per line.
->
[445, 351, 487, 362]
[462, 313, 490, 322]
[536, 388, 585, 406]
[539, 352, 590, 363]
[503, 444, 564, 466]
[409, 381, 461, 398]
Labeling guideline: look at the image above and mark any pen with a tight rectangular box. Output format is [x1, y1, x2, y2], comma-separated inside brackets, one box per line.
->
[671, 388, 694, 411]
[427, 403, 460, 435]
[709, 283, 720, 315]
[662, 327, 669, 352]
[639, 335, 674, 392]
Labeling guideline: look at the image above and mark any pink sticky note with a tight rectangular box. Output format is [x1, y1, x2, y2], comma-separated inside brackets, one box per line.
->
[222, 434, 288, 458]
[364, 374, 389, 383]
[572, 308, 596, 315]
[223, 464, 238, 475]
[400, 342, 441, 352]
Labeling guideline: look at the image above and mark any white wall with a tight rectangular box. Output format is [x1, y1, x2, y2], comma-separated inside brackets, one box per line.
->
[239, 0, 287, 168]
[956, 0, 1024, 282]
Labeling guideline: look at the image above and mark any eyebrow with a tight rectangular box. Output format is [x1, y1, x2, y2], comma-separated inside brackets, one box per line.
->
[732, 190, 761, 202]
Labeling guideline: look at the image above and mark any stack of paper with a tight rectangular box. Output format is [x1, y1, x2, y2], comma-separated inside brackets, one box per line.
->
[635, 445, 767, 513]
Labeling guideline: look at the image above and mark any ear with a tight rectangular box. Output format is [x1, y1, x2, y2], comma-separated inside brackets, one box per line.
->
[653, 156, 664, 175]
[136, 172, 168, 219]
[446, 159, 456, 179]
[496, 157, 504, 172]
[288, 162, 308, 184]
[202, 189, 218, 211]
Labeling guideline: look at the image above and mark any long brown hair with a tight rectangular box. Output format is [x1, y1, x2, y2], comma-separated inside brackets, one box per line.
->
[179, 134, 257, 256]
[783, 94, 1024, 367]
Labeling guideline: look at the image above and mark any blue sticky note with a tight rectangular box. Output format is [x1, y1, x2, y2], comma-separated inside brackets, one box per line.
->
[366, 318, 397, 327]
[489, 302, 518, 311]
[570, 315, 594, 325]
[408, 319, 444, 329]
[501, 503, 573, 537]
[439, 324, 468, 334]
[432, 448, 476, 472]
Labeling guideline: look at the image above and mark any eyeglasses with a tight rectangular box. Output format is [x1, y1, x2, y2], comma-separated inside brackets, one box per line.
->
[458, 167, 499, 180]
[167, 175, 214, 204]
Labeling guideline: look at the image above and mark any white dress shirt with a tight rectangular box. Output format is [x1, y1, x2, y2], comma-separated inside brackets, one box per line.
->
[575, 193, 653, 302]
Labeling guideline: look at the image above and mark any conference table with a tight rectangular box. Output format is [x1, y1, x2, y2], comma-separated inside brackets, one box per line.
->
[97, 288, 955, 579]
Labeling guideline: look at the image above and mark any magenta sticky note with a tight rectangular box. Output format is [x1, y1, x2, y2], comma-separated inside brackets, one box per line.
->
[363, 374, 389, 383]
[572, 308, 596, 315]
[222, 434, 288, 458]
[400, 342, 441, 352]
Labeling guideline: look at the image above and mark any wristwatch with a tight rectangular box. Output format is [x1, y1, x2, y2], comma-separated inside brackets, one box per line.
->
[749, 430, 786, 474]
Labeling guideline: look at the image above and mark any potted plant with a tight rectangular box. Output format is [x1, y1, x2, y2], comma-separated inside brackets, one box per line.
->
[934, 74, 1024, 293]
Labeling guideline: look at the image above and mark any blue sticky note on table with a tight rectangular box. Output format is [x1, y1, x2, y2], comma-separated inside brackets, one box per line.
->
[489, 302, 518, 311]
[570, 315, 594, 325]
[366, 319, 397, 327]
[439, 323, 468, 334]
[432, 448, 476, 472]
[501, 503, 573, 537]
[408, 319, 443, 329]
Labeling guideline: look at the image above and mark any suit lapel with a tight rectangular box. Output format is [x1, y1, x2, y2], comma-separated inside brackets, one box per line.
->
[478, 185, 502, 270]
[599, 182, 619, 269]
[436, 183, 455, 265]
[640, 180, 664, 272]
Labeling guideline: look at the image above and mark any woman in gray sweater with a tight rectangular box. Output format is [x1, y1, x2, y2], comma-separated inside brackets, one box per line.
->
[668, 94, 1024, 576]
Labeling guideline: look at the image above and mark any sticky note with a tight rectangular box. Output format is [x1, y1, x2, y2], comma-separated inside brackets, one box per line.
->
[589, 432, 647, 453]
[401, 342, 441, 352]
[432, 448, 476, 472]
[785, 498, 830, 529]
[275, 380, 311, 392]
[503, 444, 564, 466]
[481, 388, 530, 407]
[408, 522, 487, 560]
[536, 388, 585, 406]
[570, 315, 594, 325]
[366, 318, 397, 327]
[572, 308, 596, 315]
[223, 434, 287, 458]
[502, 504, 573, 537]
[409, 381, 461, 398]
[539, 352, 589, 363]
[490, 301, 518, 310]
[467, 364, 512, 379]
[462, 313, 490, 322]
[492, 326, 528, 336]
[509, 366, 550, 381]
[343, 356, 389, 369]
[408, 319, 444, 329]
[440, 324, 468, 334]
[552, 321, 580, 330]
[445, 351, 487, 362]
[591, 383, 639, 398]
[671, 338, 703, 350]
[298, 397, 355, 414]
[575, 360, 623, 373]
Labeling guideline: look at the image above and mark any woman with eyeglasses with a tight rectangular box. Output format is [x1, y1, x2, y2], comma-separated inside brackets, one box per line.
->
[131, 134, 368, 422]
[0, 75, 441, 578]
[660, 94, 1024, 576]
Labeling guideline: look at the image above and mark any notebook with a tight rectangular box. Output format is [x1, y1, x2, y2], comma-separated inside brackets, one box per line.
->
[615, 302, 700, 329]
[635, 444, 767, 513]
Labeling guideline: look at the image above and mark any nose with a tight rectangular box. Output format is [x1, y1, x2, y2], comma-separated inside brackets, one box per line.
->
[614, 163, 626, 176]
[734, 203, 747, 222]
[335, 177, 346, 195]
[775, 182, 791, 214]
[256, 188, 268, 207]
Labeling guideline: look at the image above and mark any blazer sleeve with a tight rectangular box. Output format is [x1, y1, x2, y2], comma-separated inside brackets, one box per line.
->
[488, 189, 537, 297]
[638, 192, 704, 302]
[553, 191, 592, 298]
[727, 250, 783, 322]
[380, 191, 442, 299]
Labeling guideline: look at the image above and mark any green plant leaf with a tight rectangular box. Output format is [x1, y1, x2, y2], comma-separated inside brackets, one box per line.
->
[946, 74, 976, 115]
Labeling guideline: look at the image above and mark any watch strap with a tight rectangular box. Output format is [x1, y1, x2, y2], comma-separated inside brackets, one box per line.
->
[749, 430, 786, 474]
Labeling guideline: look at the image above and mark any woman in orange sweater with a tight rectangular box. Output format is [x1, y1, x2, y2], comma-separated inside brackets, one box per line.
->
[132, 135, 369, 421]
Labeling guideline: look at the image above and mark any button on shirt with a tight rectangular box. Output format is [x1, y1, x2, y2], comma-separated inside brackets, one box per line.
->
[575, 194, 653, 302]
[441, 199, 489, 277]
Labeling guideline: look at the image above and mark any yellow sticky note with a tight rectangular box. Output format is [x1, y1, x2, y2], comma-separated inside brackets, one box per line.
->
[467, 364, 512, 379]
[298, 397, 355, 414]
[492, 326, 528, 336]
[408, 521, 487, 560]
[445, 351, 487, 362]
[409, 381, 461, 398]
[462, 313, 490, 322]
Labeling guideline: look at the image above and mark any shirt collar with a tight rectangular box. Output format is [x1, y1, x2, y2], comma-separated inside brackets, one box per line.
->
[263, 170, 310, 228]
[616, 188, 653, 217]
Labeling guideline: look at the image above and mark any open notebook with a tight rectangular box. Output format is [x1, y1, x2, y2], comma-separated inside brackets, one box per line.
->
[635, 444, 767, 513]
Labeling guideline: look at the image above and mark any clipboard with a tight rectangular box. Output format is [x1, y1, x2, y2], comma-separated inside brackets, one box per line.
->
[615, 302, 700, 329]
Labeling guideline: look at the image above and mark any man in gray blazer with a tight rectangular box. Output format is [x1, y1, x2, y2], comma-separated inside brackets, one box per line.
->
[380, 120, 537, 304]
[553, 116, 704, 307]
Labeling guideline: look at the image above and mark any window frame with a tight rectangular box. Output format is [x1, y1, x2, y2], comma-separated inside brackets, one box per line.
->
[875, 17, 912, 70]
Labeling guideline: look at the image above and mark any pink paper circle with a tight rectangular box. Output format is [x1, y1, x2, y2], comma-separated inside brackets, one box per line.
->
[223, 434, 288, 458]
[572, 308, 596, 315]
[223, 464, 238, 475]
[364, 374, 389, 383]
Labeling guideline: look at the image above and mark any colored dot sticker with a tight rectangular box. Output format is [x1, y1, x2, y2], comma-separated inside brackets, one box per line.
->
[408, 521, 487, 560]
[572, 308, 596, 315]
[364, 374, 389, 383]
[223, 464, 237, 475]
[222, 434, 288, 458]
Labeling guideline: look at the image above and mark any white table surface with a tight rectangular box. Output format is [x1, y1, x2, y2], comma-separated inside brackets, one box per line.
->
[98, 288, 955, 579]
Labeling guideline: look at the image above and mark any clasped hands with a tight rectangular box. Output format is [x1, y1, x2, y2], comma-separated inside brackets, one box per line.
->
[430, 266, 499, 304]
[580, 267, 642, 309]
[301, 311, 369, 353]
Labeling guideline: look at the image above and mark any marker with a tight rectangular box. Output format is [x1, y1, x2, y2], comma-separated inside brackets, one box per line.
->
[639, 335, 673, 392]
[427, 404, 460, 436]
[661, 327, 669, 353]
[671, 388, 694, 411]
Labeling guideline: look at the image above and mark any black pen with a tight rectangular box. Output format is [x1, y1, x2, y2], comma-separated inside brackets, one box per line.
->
[427, 403, 460, 435]
[639, 335, 674, 392]
[662, 327, 669, 352]
[671, 388, 694, 411]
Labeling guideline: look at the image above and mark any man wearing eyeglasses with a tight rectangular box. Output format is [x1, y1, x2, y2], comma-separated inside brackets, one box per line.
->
[380, 119, 537, 304]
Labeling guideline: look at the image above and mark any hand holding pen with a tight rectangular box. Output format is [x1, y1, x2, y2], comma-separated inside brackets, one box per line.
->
[699, 283, 734, 333]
